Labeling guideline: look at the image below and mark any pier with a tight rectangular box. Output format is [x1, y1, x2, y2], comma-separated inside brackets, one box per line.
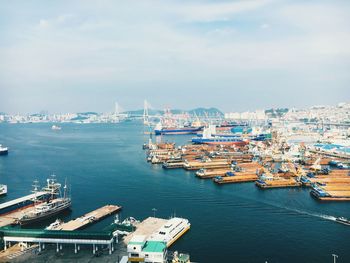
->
[57, 205, 121, 231]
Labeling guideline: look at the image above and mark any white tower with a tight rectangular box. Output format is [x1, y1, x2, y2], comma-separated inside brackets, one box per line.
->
[143, 100, 149, 125]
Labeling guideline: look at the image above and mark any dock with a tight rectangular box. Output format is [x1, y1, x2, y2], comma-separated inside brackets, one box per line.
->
[57, 205, 121, 231]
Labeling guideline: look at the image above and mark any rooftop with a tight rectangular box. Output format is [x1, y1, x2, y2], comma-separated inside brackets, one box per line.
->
[142, 241, 166, 253]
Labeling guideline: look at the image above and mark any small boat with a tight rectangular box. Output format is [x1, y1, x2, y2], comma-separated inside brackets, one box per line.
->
[172, 251, 191, 263]
[0, 184, 7, 196]
[51, 125, 61, 130]
[0, 145, 8, 155]
[336, 217, 350, 226]
[45, 219, 63, 230]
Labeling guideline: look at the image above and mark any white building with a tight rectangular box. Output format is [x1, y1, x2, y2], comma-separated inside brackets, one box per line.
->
[127, 235, 167, 263]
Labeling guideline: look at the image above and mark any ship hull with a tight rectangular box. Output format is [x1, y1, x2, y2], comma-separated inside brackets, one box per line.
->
[336, 218, 350, 226]
[0, 150, 8, 155]
[155, 127, 203, 135]
[192, 138, 248, 146]
[19, 203, 71, 225]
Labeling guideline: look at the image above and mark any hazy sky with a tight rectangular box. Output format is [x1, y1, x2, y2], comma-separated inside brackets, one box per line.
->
[1, 0, 350, 114]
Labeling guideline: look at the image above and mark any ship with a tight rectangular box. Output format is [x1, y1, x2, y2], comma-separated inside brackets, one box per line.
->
[0, 184, 7, 196]
[192, 126, 248, 146]
[335, 217, 350, 226]
[0, 145, 8, 155]
[51, 125, 62, 130]
[148, 217, 190, 247]
[154, 122, 203, 135]
[45, 218, 63, 230]
[18, 177, 71, 225]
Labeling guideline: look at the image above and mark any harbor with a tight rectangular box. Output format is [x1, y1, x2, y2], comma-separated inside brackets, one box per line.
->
[1, 0, 350, 260]
[1, 105, 350, 262]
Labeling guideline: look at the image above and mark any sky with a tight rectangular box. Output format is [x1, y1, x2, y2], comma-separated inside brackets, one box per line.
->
[0, 0, 350, 114]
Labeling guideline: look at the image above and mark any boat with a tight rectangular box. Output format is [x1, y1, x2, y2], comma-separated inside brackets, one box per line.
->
[335, 217, 350, 226]
[45, 218, 63, 230]
[148, 217, 190, 247]
[154, 122, 203, 135]
[0, 145, 8, 155]
[172, 251, 190, 263]
[51, 125, 61, 130]
[19, 177, 71, 225]
[192, 126, 248, 146]
[0, 184, 7, 196]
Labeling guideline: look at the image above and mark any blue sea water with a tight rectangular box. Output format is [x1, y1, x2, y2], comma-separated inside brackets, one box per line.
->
[0, 122, 349, 263]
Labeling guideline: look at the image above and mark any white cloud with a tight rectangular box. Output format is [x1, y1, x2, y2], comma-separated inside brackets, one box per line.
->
[173, 0, 274, 22]
[260, 23, 270, 29]
[39, 19, 49, 28]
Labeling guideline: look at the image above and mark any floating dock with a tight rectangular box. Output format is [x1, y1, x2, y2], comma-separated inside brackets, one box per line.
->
[183, 160, 231, 170]
[214, 173, 258, 184]
[57, 205, 121, 231]
[195, 168, 231, 179]
[255, 178, 302, 189]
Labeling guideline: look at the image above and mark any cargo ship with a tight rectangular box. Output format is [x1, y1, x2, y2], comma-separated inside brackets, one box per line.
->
[148, 217, 191, 247]
[154, 123, 203, 135]
[0, 145, 8, 155]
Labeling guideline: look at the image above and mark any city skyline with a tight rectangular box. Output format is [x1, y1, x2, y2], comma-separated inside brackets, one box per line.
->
[1, 0, 350, 113]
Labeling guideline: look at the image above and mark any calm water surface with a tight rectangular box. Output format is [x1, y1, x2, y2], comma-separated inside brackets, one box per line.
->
[0, 122, 349, 263]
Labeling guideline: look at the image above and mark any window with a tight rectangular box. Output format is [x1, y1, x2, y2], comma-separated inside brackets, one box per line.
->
[130, 253, 139, 257]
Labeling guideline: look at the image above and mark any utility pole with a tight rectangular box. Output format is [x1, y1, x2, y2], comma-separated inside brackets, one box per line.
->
[152, 208, 157, 218]
[332, 254, 338, 263]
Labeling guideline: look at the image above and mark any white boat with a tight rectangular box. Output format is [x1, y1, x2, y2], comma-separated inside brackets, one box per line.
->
[0, 184, 7, 196]
[45, 219, 63, 230]
[148, 217, 190, 247]
[51, 125, 61, 130]
[0, 145, 8, 155]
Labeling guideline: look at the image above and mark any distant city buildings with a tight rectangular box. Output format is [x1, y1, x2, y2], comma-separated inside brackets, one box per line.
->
[0, 112, 128, 124]
[224, 103, 350, 124]
[0, 102, 349, 124]
[224, 110, 266, 121]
